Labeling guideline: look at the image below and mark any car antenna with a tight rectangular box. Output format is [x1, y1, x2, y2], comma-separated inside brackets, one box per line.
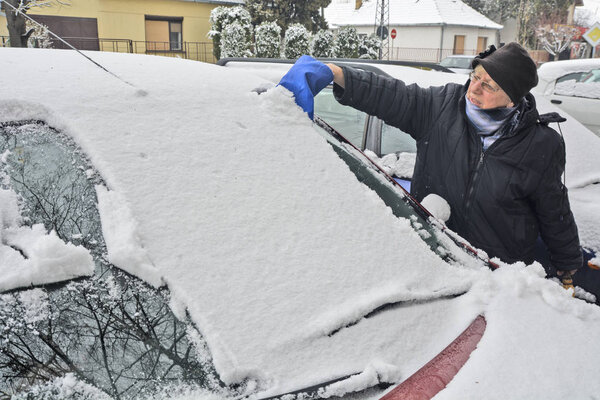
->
[2, 0, 139, 90]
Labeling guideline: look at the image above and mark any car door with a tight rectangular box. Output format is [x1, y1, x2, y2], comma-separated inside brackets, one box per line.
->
[549, 68, 600, 135]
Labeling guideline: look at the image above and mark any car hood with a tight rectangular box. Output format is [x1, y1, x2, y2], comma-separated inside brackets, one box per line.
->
[1, 48, 600, 399]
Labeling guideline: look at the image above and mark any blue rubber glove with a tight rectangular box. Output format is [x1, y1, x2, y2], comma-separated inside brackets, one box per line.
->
[278, 55, 334, 120]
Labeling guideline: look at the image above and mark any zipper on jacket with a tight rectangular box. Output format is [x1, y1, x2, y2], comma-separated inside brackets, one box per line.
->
[464, 150, 484, 214]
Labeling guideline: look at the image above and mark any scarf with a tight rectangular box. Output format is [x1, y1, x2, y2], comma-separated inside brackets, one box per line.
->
[465, 95, 520, 151]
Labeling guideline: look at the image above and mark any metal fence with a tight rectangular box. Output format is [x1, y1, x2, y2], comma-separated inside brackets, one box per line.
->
[0, 36, 217, 63]
[387, 47, 479, 63]
[1, 36, 479, 64]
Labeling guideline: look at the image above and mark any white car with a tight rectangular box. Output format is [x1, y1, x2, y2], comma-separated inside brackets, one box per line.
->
[533, 58, 600, 136]
[438, 55, 476, 74]
[1, 48, 600, 400]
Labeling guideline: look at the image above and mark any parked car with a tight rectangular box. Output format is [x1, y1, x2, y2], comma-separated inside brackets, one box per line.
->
[438, 54, 476, 74]
[533, 58, 600, 136]
[1, 48, 600, 400]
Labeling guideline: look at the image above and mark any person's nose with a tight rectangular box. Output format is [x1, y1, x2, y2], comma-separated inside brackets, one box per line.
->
[470, 80, 483, 94]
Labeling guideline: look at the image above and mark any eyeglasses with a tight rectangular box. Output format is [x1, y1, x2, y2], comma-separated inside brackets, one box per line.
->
[469, 71, 500, 93]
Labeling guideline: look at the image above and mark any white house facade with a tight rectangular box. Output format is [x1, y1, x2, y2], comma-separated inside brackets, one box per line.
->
[324, 0, 503, 62]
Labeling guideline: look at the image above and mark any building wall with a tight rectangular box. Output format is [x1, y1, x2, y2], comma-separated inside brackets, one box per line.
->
[1, 0, 217, 43]
[354, 24, 498, 62]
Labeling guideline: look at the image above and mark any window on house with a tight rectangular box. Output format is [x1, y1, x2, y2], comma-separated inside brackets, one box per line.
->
[145, 16, 183, 51]
[453, 35, 465, 55]
[477, 37, 488, 53]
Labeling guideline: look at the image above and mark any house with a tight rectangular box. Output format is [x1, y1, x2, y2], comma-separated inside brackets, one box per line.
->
[324, 0, 502, 62]
[0, 0, 242, 62]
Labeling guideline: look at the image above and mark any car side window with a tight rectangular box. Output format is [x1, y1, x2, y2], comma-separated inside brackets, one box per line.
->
[554, 69, 600, 100]
[314, 88, 367, 149]
[381, 123, 417, 155]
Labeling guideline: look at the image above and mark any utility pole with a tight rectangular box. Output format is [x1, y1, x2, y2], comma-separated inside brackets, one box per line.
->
[374, 0, 390, 60]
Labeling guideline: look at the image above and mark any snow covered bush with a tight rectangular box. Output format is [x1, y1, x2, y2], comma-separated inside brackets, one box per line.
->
[208, 5, 252, 60]
[26, 20, 52, 48]
[220, 22, 253, 58]
[358, 34, 381, 59]
[283, 23, 311, 59]
[311, 29, 334, 58]
[255, 21, 281, 58]
[333, 26, 359, 58]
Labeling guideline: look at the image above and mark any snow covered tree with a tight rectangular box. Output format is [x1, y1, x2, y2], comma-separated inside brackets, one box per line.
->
[220, 22, 254, 58]
[462, 0, 519, 25]
[255, 21, 282, 58]
[0, 0, 69, 48]
[333, 26, 359, 58]
[26, 20, 52, 48]
[245, 0, 331, 33]
[358, 34, 381, 59]
[208, 5, 253, 60]
[283, 23, 311, 59]
[311, 29, 334, 58]
[536, 25, 578, 60]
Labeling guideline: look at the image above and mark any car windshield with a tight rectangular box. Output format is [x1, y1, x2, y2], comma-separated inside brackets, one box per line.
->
[314, 87, 366, 148]
[0, 119, 475, 399]
[0, 121, 225, 399]
[440, 57, 473, 69]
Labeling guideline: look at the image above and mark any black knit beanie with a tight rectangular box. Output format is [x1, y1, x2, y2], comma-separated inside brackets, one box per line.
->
[471, 42, 538, 104]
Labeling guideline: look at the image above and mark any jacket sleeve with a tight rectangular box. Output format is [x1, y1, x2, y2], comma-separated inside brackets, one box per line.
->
[532, 135, 583, 271]
[332, 66, 453, 142]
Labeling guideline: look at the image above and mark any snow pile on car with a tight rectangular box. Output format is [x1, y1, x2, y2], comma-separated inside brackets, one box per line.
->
[0, 187, 94, 291]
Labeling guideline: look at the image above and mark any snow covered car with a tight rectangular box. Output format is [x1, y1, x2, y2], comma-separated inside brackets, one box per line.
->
[1, 48, 600, 400]
[533, 58, 600, 136]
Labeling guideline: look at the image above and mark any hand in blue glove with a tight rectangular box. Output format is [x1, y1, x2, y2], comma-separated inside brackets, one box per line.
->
[278, 55, 334, 120]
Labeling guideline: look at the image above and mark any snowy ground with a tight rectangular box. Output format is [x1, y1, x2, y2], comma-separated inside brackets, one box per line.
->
[1, 48, 600, 399]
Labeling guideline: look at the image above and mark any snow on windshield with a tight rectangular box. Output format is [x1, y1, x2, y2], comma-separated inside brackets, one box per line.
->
[1, 48, 600, 399]
[0, 174, 94, 291]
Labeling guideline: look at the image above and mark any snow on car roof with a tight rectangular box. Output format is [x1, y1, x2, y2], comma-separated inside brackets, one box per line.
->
[1, 48, 600, 399]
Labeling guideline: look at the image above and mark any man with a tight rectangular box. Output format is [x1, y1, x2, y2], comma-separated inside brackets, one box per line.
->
[283, 43, 582, 274]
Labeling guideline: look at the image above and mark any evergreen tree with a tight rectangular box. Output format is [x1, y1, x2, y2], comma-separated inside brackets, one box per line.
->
[209, 5, 252, 60]
[283, 24, 311, 59]
[220, 22, 254, 58]
[311, 29, 334, 58]
[358, 34, 381, 59]
[255, 21, 282, 58]
[245, 0, 331, 33]
[333, 26, 359, 59]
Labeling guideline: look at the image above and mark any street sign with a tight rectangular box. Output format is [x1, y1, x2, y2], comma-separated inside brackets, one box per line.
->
[391, 28, 397, 39]
[582, 22, 600, 47]
[376, 25, 388, 40]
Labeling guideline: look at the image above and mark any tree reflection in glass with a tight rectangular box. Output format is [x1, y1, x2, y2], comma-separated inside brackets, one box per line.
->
[0, 122, 227, 399]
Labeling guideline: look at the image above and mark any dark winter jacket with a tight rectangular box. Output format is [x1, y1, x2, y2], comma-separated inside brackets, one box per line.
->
[334, 66, 582, 270]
